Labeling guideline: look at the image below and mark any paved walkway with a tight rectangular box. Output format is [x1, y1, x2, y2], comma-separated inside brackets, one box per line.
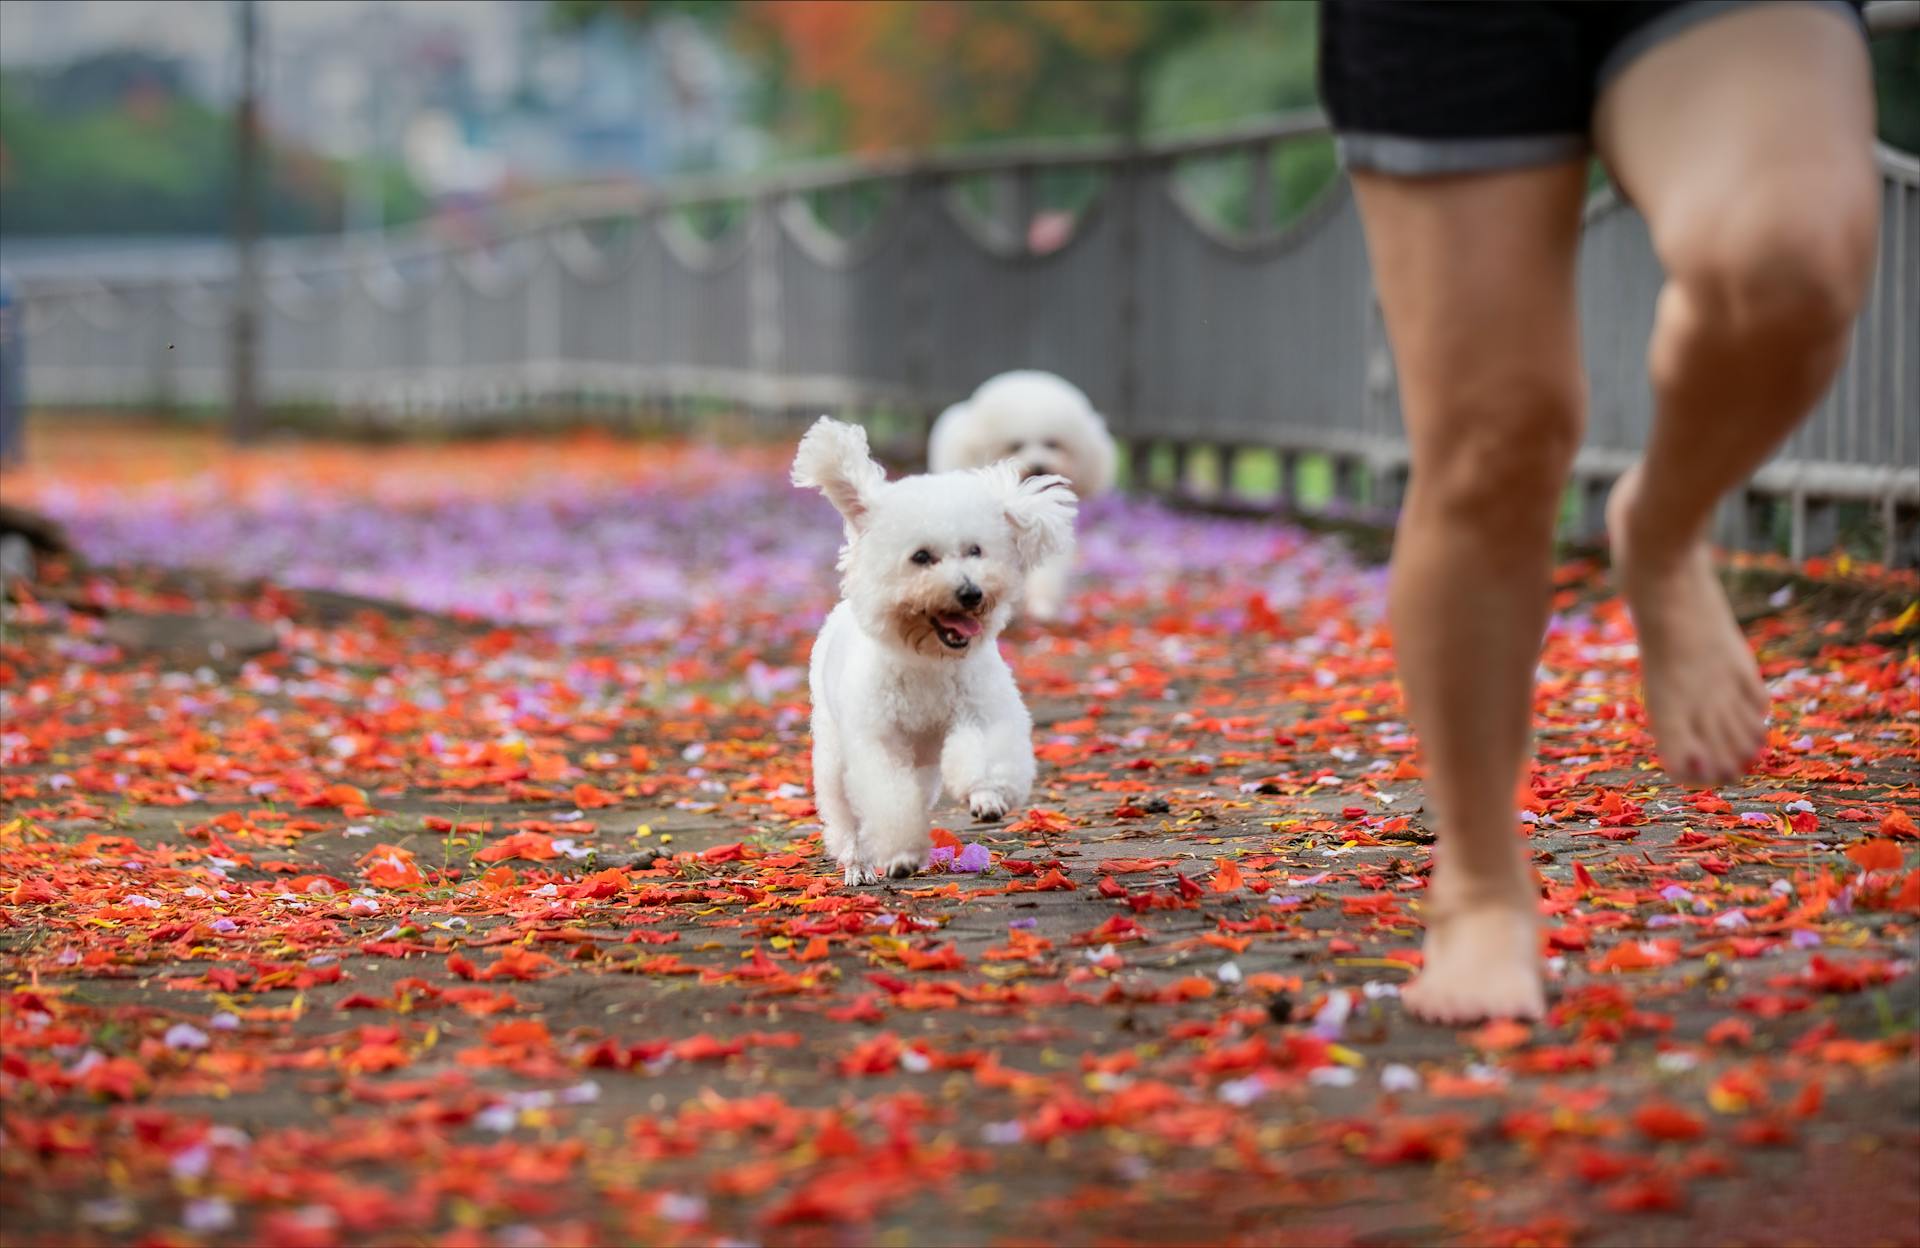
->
[2, 430, 1916, 1246]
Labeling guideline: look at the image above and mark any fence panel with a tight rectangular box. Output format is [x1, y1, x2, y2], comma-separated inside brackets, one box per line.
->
[13, 115, 1917, 558]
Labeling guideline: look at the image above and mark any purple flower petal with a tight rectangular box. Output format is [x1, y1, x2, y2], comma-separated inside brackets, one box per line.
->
[953, 843, 992, 873]
[165, 1023, 210, 1050]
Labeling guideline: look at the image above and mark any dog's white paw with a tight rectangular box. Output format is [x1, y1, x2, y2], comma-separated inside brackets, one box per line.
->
[843, 861, 877, 887]
[968, 791, 1011, 822]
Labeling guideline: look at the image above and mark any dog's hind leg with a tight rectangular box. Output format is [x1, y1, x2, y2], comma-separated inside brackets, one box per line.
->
[811, 714, 868, 885]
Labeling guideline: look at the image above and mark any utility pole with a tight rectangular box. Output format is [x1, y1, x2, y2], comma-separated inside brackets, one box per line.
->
[229, 0, 262, 442]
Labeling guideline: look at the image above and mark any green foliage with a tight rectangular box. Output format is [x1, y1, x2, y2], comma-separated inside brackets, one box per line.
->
[1145, 0, 1318, 131]
[0, 69, 425, 237]
[1873, 32, 1920, 154]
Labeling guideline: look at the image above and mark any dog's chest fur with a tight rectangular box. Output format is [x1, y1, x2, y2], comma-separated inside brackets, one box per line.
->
[871, 660, 971, 746]
[815, 602, 986, 760]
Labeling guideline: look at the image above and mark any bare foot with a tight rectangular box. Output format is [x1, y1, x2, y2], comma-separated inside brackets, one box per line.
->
[1606, 465, 1769, 786]
[1403, 868, 1545, 1024]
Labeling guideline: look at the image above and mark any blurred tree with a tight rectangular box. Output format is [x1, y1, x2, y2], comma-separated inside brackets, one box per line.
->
[556, 0, 1260, 154]
[28, 50, 189, 115]
[0, 63, 425, 237]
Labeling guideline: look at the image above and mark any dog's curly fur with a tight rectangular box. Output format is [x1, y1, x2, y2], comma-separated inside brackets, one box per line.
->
[794, 417, 1077, 885]
[927, 370, 1116, 620]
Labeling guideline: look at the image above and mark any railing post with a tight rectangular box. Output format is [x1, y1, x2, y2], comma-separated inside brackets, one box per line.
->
[1220, 444, 1243, 502]
[1332, 455, 1367, 509]
[1275, 449, 1300, 511]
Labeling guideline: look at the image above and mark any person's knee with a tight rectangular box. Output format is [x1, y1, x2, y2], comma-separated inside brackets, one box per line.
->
[1660, 165, 1879, 344]
[1409, 367, 1584, 529]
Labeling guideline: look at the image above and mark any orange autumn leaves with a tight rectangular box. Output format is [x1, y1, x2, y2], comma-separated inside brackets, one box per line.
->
[740, 0, 1238, 150]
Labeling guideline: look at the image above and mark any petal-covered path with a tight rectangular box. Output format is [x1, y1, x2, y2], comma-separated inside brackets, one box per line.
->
[3, 428, 1917, 1247]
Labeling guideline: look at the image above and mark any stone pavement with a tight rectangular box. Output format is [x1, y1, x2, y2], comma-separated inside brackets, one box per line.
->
[1, 430, 1915, 1247]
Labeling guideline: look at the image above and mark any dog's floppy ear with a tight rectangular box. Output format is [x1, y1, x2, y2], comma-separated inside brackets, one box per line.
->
[792, 417, 886, 531]
[979, 461, 1078, 569]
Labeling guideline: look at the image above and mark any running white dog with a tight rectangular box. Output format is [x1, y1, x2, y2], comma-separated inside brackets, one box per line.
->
[927, 370, 1116, 620]
[792, 417, 1077, 885]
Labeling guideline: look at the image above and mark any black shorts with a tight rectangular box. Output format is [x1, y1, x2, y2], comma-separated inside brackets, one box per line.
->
[1319, 1, 1867, 175]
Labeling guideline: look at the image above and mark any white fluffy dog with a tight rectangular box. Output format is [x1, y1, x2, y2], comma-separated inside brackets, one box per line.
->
[792, 417, 1077, 885]
[927, 370, 1117, 620]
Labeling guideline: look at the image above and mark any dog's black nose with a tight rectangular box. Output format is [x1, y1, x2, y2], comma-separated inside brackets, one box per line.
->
[1024, 464, 1050, 479]
[956, 582, 984, 610]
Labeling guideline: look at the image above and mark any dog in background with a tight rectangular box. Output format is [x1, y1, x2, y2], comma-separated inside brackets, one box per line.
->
[792, 417, 1077, 884]
[927, 370, 1116, 620]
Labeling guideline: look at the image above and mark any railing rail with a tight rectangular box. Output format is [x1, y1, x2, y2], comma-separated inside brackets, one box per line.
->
[13, 107, 1920, 561]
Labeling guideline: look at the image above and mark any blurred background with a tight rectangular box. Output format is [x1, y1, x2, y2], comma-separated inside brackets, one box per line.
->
[1, 0, 1916, 561]
[2, 2, 1912, 252]
[0, 1, 1333, 263]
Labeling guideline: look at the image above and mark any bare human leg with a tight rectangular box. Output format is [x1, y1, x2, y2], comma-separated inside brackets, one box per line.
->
[1596, 3, 1880, 786]
[1351, 163, 1590, 1023]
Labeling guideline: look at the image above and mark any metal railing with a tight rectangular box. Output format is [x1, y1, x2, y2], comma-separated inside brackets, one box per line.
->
[13, 60, 1920, 563]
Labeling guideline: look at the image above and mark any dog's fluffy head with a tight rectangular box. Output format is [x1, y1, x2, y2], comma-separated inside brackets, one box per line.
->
[793, 417, 1077, 659]
[927, 370, 1117, 498]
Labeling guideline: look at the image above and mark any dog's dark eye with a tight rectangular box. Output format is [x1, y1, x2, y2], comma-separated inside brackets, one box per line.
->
[910, 549, 934, 566]
[965, 544, 982, 558]
[1042, 439, 1061, 450]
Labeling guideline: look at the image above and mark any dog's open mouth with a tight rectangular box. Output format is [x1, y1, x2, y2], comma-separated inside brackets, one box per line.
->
[930, 611, 982, 651]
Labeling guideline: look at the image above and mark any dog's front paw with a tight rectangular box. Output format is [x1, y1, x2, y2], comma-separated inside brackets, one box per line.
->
[968, 790, 1011, 822]
[843, 861, 878, 887]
